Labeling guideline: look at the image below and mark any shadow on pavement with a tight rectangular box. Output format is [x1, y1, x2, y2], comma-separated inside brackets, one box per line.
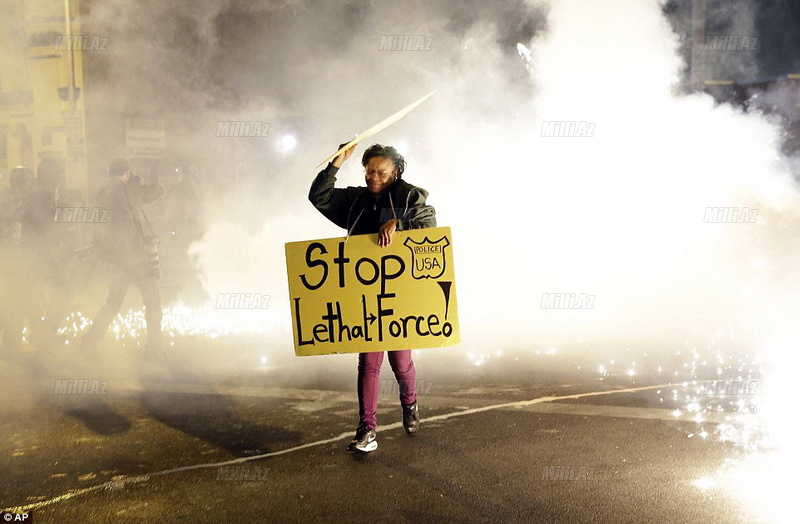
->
[137, 362, 303, 456]
[64, 402, 132, 435]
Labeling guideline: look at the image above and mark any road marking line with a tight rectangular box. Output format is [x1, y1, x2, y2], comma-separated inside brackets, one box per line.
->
[2, 383, 675, 513]
[506, 401, 739, 423]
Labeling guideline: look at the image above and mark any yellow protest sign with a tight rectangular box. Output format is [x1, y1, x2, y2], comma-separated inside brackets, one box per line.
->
[285, 226, 459, 356]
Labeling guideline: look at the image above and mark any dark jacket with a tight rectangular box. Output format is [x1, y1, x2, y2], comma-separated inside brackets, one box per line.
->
[0, 188, 27, 246]
[20, 184, 59, 249]
[309, 163, 436, 235]
[95, 178, 164, 267]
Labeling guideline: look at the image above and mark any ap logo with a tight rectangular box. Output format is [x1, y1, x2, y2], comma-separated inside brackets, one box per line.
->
[403, 236, 450, 279]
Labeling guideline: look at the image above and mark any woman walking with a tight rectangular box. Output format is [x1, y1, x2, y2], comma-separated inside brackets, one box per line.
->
[308, 142, 436, 452]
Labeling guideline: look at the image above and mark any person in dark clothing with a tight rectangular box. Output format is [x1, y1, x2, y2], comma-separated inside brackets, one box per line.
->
[20, 158, 73, 355]
[0, 166, 35, 244]
[309, 143, 436, 452]
[0, 167, 35, 361]
[79, 158, 165, 362]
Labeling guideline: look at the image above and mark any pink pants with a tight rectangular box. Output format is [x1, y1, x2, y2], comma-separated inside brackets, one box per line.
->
[358, 350, 417, 430]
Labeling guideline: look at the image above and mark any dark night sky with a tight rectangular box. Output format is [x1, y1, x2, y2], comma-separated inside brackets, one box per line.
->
[666, 0, 800, 81]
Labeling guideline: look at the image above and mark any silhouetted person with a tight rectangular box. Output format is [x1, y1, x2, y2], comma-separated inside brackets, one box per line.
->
[0, 166, 35, 361]
[0, 166, 35, 244]
[20, 157, 73, 355]
[80, 158, 165, 362]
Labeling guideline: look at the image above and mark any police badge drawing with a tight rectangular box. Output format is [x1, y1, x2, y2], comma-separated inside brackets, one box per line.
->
[285, 227, 459, 356]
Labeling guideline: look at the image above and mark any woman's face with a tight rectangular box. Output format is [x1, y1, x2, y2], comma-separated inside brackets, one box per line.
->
[364, 156, 397, 195]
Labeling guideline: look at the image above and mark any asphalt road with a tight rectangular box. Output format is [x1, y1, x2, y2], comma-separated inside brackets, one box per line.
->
[0, 344, 763, 523]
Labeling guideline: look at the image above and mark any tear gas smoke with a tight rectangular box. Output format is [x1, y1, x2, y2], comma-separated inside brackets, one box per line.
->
[3, 2, 798, 517]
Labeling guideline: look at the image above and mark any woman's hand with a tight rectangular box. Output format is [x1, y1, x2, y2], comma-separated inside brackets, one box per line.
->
[332, 142, 356, 168]
[378, 219, 398, 247]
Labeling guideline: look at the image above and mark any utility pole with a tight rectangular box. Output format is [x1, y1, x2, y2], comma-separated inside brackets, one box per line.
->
[64, 0, 77, 112]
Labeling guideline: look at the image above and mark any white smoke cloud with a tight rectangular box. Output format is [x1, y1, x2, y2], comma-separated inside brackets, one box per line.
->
[69, 0, 800, 366]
